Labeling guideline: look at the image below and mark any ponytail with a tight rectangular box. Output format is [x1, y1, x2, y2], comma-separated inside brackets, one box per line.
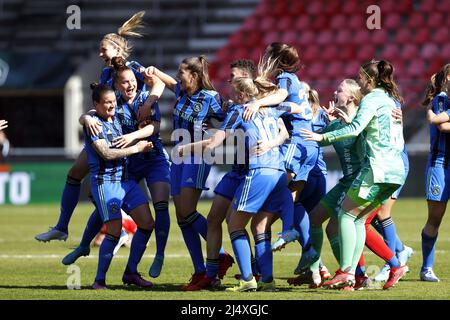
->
[102, 11, 146, 59]
[422, 63, 450, 106]
[182, 55, 215, 91]
[110, 56, 132, 83]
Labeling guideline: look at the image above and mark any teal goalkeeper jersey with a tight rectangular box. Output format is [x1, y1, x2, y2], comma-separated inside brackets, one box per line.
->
[322, 119, 366, 183]
[322, 88, 405, 185]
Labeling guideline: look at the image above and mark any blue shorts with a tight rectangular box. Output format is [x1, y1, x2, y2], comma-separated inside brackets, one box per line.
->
[129, 156, 171, 186]
[170, 160, 211, 196]
[425, 164, 450, 202]
[281, 143, 319, 182]
[298, 171, 327, 212]
[233, 168, 288, 214]
[391, 149, 409, 199]
[91, 180, 148, 222]
[214, 170, 246, 201]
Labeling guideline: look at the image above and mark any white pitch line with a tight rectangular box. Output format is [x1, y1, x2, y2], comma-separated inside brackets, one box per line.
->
[0, 251, 448, 260]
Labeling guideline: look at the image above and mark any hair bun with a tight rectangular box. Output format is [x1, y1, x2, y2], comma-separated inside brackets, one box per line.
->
[90, 82, 99, 90]
[111, 56, 126, 69]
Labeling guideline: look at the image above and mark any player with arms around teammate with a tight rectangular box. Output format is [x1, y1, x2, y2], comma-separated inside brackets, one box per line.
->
[35, 11, 163, 242]
[421, 63, 450, 282]
[146, 56, 227, 289]
[85, 84, 155, 289]
[301, 60, 407, 290]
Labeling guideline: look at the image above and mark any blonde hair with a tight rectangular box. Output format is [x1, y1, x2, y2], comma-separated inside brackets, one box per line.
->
[341, 79, 363, 106]
[300, 81, 320, 115]
[102, 11, 145, 59]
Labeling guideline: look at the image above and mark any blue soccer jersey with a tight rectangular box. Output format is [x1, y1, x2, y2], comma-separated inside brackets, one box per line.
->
[221, 104, 290, 171]
[276, 72, 316, 147]
[83, 112, 128, 184]
[173, 81, 225, 143]
[429, 92, 450, 167]
[310, 109, 329, 176]
[116, 90, 167, 160]
[99, 60, 146, 91]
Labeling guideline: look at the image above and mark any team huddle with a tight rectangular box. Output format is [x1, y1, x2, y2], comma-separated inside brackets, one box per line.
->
[33, 12, 450, 292]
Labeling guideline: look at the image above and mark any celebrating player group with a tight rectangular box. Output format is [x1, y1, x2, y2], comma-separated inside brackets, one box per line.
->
[34, 11, 450, 292]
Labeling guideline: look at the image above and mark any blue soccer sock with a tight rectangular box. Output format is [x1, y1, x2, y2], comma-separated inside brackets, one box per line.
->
[371, 217, 383, 234]
[125, 228, 152, 274]
[206, 258, 220, 279]
[355, 264, 366, 277]
[95, 233, 119, 282]
[254, 232, 273, 283]
[230, 230, 253, 281]
[153, 201, 170, 258]
[395, 235, 405, 254]
[294, 202, 311, 250]
[379, 217, 400, 253]
[55, 176, 82, 233]
[278, 189, 294, 232]
[179, 220, 205, 274]
[80, 209, 103, 248]
[387, 255, 401, 268]
[421, 229, 438, 270]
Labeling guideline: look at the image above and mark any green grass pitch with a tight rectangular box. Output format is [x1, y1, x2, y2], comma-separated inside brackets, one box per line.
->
[0, 199, 449, 300]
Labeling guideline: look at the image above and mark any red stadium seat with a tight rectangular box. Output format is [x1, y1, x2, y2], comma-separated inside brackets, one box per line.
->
[395, 28, 411, 44]
[382, 43, 401, 61]
[349, 15, 364, 29]
[241, 16, 258, 31]
[328, 61, 344, 78]
[321, 46, 338, 61]
[354, 30, 371, 43]
[306, 63, 325, 80]
[312, 15, 328, 30]
[281, 31, 298, 46]
[278, 16, 293, 31]
[420, 0, 437, 12]
[344, 61, 361, 78]
[330, 14, 347, 30]
[260, 16, 277, 32]
[342, 0, 359, 14]
[335, 30, 352, 45]
[302, 46, 321, 62]
[298, 30, 316, 45]
[408, 13, 425, 28]
[384, 14, 401, 29]
[421, 44, 439, 59]
[371, 30, 388, 45]
[290, 1, 304, 15]
[432, 28, 449, 43]
[357, 45, 376, 61]
[407, 60, 426, 77]
[414, 28, 430, 45]
[295, 15, 310, 31]
[317, 31, 333, 45]
[401, 44, 419, 60]
[441, 43, 450, 60]
[324, 1, 341, 16]
[339, 45, 357, 60]
[427, 12, 444, 28]
[396, 0, 414, 13]
[306, 1, 322, 15]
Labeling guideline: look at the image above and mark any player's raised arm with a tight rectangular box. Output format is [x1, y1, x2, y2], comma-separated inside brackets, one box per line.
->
[138, 74, 166, 121]
[145, 66, 177, 92]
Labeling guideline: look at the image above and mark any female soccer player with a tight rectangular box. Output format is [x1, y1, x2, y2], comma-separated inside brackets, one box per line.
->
[84, 83, 155, 289]
[146, 55, 227, 289]
[301, 60, 407, 290]
[35, 11, 162, 243]
[242, 43, 318, 261]
[62, 57, 170, 278]
[419, 63, 450, 282]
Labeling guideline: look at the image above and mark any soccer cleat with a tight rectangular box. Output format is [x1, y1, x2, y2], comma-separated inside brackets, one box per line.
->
[35, 227, 68, 242]
[257, 280, 276, 292]
[383, 265, 407, 289]
[319, 265, 332, 281]
[225, 277, 257, 292]
[184, 275, 221, 291]
[149, 254, 164, 278]
[113, 229, 129, 255]
[218, 252, 235, 279]
[374, 264, 390, 282]
[271, 229, 300, 252]
[181, 272, 206, 291]
[354, 274, 371, 290]
[296, 247, 320, 271]
[397, 245, 414, 267]
[122, 273, 153, 288]
[420, 268, 440, 282]
[287, 269, 313, 286]
[234, 273, 261, 282]
[310, 270, 323, 288]
[62, 246, 90, 265]
[92, 280, 107, 290]
[322, 269, 355, 289]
